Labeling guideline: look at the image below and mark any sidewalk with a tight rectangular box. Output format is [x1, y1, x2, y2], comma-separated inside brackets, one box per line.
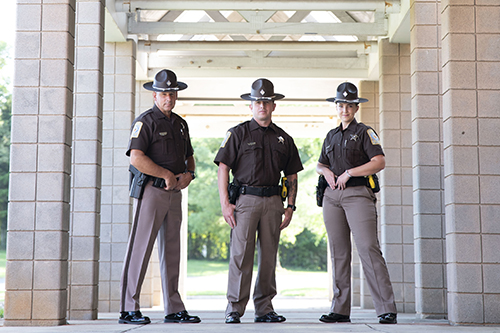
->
[1, 296, 500, 332]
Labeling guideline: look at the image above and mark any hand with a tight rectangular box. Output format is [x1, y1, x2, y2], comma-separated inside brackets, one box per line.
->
[323, 169, 337, 189]
[163, 172, 178, 190]
[280, 207, 293, 230]
[336, 172, 350, 190]
[174, 172, 192, 190]
[222, 202, 237, 228]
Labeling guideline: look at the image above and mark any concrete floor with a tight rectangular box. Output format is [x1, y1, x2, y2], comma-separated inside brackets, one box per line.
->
[1, 296, 500, 333]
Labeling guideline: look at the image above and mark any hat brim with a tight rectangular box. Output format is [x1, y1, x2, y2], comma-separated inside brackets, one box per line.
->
[240, 93, 285, 101]
[143, 81, 188, 92]
[326, 97, 369, 103]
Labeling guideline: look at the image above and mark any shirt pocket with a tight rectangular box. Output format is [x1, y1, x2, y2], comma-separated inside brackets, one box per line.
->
[158, 131, 175, 154]
[343, 141, 365, 168]
[241, 141, 263, 172]
[272, 144, 288, 171]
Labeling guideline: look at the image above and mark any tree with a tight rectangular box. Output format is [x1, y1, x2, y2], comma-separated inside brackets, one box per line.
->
[0, 41, 12, 250]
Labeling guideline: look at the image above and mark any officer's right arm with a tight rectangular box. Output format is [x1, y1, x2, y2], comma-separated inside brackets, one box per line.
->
[316, 162, 336, 189]
[130, 149, 177, 190]
[217, 162, 237, 229]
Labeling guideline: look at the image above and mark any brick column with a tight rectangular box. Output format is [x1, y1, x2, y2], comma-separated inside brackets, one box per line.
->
[410, 0, 447, 319]
[442, 2, 500, 325]
[68, 0, 104, 320]
[378, 39, 414, 313]
[355, 80, 380, 307]
[99, 41, 136, 312]
[4, 0, 75, 326]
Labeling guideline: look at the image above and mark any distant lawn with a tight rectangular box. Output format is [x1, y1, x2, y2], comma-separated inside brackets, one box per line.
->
[187, 259, 229, 276]
[0, 249, 5, 279]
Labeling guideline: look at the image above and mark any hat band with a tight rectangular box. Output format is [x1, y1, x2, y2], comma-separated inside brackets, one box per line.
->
[250, 95, 275, 100]
[153, 83, 179, 91]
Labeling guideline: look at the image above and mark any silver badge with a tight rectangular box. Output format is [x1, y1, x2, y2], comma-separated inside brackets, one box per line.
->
[343, 91, 348, 97]
[350, 134, 359, 141]
[167, 80, 171, 86]
[277, 136, 285, 144]
[260, 89, 265, 95]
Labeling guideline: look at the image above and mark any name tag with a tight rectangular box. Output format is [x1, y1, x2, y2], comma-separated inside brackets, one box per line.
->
[159, 132, 168, 136]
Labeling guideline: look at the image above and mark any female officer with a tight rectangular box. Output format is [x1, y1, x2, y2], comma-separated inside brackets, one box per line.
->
[316, 82, 397, 325]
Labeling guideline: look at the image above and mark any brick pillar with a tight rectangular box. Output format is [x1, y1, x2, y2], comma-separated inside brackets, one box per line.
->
[442, 2, 500, 325]
[355, 80, 380, 307]
[68, 0, 104, 320]
[410, 0, 447, 319]
[4, 0, 75, 326]
[99, 41, 136, 312]
[378, 39, 414, 313]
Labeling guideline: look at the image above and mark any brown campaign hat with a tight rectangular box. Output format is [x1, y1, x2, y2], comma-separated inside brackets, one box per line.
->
[143, 69, 188, 92]
[326, 82, 368, 103]
[240, 78, 285, 101]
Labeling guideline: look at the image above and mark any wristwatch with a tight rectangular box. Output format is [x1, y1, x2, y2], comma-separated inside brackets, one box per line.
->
[188, 170, 196, 180]
[286, 204, 297, 211]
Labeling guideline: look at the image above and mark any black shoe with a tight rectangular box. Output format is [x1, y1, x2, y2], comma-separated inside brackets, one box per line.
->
[225, 311, 241, 324]
[379, 312, 397, 324]
[118, 311, 151, 325]
[319, 312, 351, 323]
[164, 310, 201, 323]
[254, 311, 286, 323]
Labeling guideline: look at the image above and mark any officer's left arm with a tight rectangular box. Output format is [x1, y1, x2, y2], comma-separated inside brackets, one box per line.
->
[175, 155, 196, 190]
[336, 155, 385, 189]
[280, 173, 297, 230]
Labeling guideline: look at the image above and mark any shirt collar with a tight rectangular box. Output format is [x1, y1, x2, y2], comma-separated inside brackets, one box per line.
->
[152, 104, 177, 123]
[249, 118, 277, 133]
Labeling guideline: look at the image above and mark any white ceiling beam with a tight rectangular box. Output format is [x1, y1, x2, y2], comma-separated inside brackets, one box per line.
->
[147, 67, 370, 78]
[147, 55, 367, 72]
[128, 20, 387, 36]
[138, 41, 377, 53]
[116, 0, 401, 13]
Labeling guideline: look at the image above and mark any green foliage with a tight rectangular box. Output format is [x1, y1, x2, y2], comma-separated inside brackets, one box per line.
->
[188, 138, 230, 260]
[187, 136, 328, 271]
[0, 41, 12, 250]
[279, 227, 327, 271]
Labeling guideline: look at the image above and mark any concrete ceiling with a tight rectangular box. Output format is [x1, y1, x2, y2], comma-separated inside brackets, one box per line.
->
[104, 0, 410, 138]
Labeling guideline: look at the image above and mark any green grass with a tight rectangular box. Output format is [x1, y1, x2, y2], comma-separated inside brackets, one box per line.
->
[0, 249, 5, 279]
[187, 259, 229, 276]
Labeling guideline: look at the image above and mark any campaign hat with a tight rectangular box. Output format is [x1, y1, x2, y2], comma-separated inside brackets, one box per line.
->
[326, 82, 368, 103]
[240, 78, 285, 101]
[143, 69, 188, 92]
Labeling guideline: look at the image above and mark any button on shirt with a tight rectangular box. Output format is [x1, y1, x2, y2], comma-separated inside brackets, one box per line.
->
[318, 119, 384, 176]
[214, 119, 303, 186]
[126, 105, 194, 175]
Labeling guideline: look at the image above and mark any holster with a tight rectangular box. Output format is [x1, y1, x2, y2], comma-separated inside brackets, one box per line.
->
[316, 175, 328, 207]
[129, 165, 149, 199]
[227, 178, 241, 205]
[280, 177, 288, 202]
[367, 174, 380, 193]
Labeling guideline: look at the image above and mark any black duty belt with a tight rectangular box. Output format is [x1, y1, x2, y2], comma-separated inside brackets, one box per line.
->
[240, 185, 281, 197]
[328, 176, 368, 189]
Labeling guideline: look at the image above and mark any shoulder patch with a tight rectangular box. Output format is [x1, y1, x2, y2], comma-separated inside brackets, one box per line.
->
[131, 122, 143, 139]
[220, 131, 232, 148]
[367, 129, 380, 145]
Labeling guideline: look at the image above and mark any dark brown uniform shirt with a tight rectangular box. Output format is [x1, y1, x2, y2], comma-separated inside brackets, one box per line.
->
[214, 118, 303, 186]
[318, 119, 384, 175]
[126, 104, 194, 175]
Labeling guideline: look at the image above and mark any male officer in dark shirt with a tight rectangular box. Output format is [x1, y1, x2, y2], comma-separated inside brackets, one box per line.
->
[119, 69, 200, 325]
[214, 78, 303, 324]
[316, 82, 397, 324]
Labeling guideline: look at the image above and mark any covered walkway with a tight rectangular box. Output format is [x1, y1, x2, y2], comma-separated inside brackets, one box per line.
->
[2, 297, 497, 332]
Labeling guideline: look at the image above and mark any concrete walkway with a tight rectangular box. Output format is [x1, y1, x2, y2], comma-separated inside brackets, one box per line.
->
[1, 296, 500, 332]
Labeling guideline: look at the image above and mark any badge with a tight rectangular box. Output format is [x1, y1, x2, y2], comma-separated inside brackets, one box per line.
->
[277, 136, 285, 144]
[159, 132, 167, 136]
[131, 121, 143, 139]
[367, 129, 380, 145]
[220, 131, 231, 148]
[247, 142, 256, 146]
[350, 134, 359, 141]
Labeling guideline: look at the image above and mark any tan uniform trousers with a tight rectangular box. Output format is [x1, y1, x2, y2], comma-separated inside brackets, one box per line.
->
[323, 185, 397, 316]
[226, 194, 285, 317]
[120, 181, 186, 315]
